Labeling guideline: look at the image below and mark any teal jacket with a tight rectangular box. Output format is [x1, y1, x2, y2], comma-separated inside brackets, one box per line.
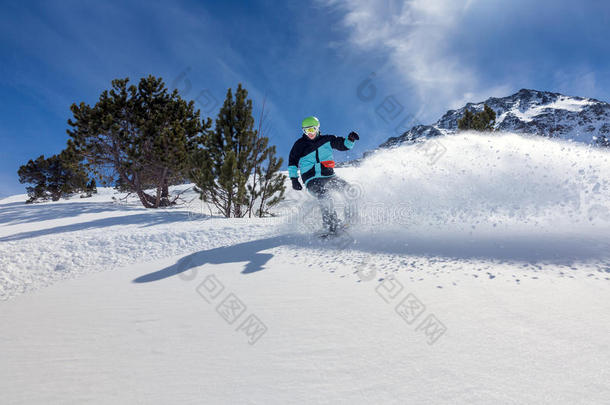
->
[288, 134, 354, 185]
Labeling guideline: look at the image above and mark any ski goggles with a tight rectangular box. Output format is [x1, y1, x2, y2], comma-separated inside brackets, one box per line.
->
[303, 125, 319, 135]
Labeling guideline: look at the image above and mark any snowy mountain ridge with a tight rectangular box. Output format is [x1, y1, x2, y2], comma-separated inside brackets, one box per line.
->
[380, 88, 610, 148]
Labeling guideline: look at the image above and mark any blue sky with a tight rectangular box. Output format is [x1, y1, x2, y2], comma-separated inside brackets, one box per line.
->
[1, 0, 609, 197]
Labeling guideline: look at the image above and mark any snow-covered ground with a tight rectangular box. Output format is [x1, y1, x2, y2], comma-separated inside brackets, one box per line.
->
[1, 132, 609, 404]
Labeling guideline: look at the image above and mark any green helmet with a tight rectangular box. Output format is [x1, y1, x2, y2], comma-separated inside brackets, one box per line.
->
[301, 116, 320, 129]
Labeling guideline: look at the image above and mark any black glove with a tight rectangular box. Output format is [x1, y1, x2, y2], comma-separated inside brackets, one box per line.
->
[348, 131, 360, 142]
[291, 178, 303, 191]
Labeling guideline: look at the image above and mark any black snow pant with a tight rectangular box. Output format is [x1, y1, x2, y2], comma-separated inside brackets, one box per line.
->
[306, 176, 351, 233]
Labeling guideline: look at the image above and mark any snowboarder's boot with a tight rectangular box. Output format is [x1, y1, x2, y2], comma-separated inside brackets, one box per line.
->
[322, 210, 340, 235]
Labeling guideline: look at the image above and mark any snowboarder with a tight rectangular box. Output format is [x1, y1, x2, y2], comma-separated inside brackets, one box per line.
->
[288, 116, 360, 235]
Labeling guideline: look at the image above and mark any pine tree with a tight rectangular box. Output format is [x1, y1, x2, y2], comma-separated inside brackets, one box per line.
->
[18, 155, 49, 202]
[245, 134, 270, 217]
[256, 145, 286, 217]
[457, 109, 475, 131]
[191, 84, 285, 217]
[67, 76, 207, 208]
[458, 104, 496, 131]
[18, 144, 94, 203]
[245, 97, 286, 217]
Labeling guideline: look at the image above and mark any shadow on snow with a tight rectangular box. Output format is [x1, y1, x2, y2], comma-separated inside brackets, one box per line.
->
[0, 201, 144, 226]
[0, 210, 207, 242]
[132, 230, 610, 285]
[132, 236, 297, 282]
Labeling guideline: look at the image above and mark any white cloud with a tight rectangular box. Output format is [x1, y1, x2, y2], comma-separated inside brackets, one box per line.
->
[321, 0, 511, 119]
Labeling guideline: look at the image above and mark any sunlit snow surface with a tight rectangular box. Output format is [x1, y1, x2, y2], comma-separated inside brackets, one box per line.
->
[502, 96, 595, 123]
[2, 132, 609, 300]
[1, 132, 609, 404]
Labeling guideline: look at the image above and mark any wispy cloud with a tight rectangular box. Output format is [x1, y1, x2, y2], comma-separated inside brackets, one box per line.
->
[320, 0, 512, 118]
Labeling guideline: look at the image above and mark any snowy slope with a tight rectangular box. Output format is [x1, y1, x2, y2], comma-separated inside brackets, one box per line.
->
[1, 132, 609, 404]
[0, 186, 278, 301]
[381, 89, 610, 148]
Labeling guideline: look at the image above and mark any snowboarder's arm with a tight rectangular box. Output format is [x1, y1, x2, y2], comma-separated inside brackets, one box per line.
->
[288, 142, 300, 178]
[329, 133, 357, 151]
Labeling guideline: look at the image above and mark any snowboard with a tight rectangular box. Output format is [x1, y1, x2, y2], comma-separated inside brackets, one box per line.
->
[315, 223, 355, 248]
